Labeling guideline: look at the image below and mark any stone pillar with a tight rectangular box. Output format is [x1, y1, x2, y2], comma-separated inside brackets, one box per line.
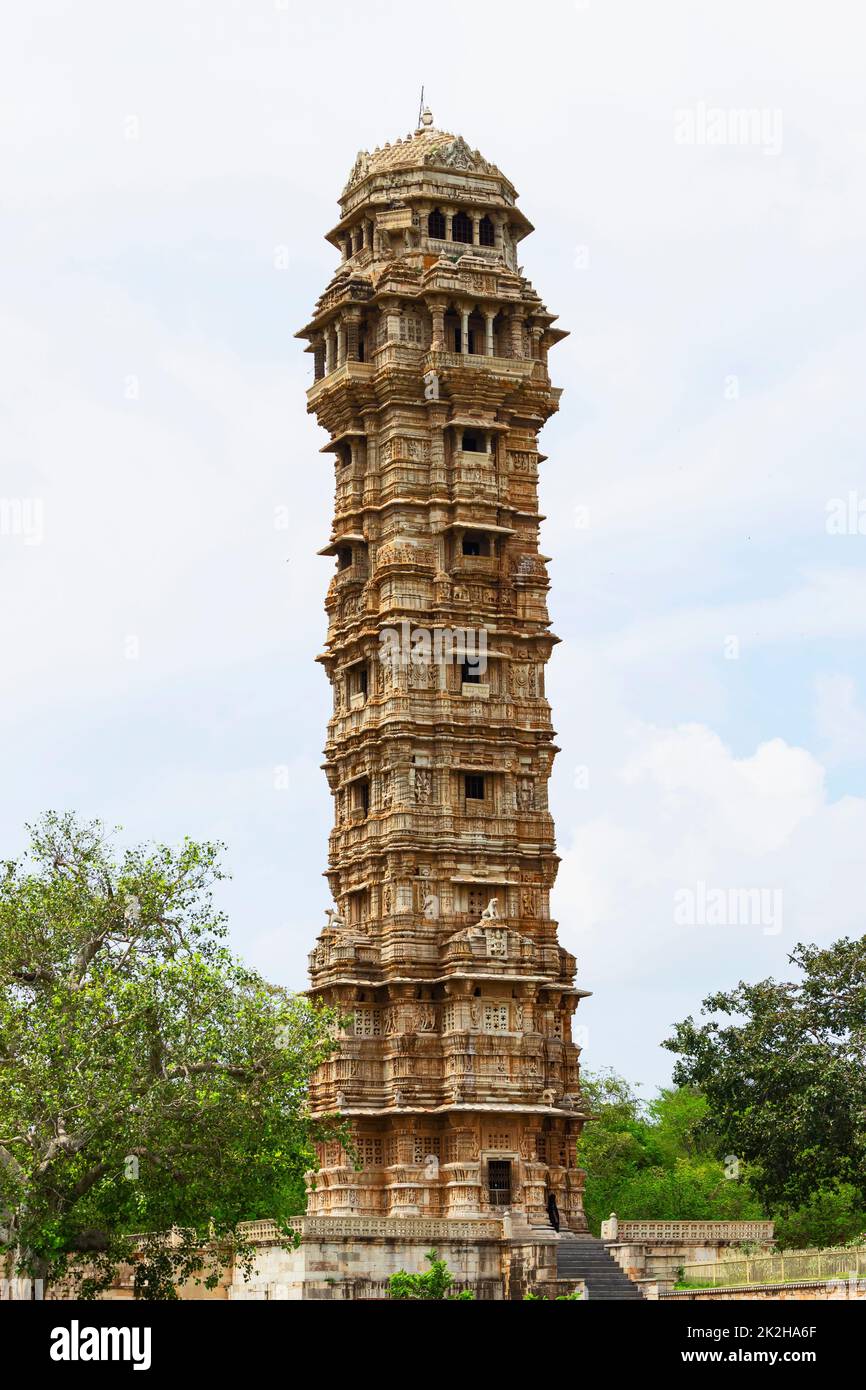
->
[427, 298, 447, 351]
[313, 333, 326, 381]
[471, 215, 480, 245]
[484, 310, 496, 357]
[510, 308, 525, 358]
[345, 311, 361, 362]
[444, 207, 456, 241]
[381, 298, 400, 344]
[362, 411, 379, 507]
[460, 304, 471, 355]
[326, 327, 337, 374]
[428, 405, 448, 489]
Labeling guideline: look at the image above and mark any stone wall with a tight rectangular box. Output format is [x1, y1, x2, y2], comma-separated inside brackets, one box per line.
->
[47, 1219, 565, 1301]
[230, 1235, 505, 1301]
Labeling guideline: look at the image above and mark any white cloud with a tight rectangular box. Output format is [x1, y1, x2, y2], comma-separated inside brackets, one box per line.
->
[815, 673, 866, 765]
[554, 721, 866, 1068]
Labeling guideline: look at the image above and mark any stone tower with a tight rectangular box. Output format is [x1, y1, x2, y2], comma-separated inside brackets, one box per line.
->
[297, 109, 589, 1240]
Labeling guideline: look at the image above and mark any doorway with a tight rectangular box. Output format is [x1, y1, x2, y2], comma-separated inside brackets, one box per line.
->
[488, 1159, 512, 1207]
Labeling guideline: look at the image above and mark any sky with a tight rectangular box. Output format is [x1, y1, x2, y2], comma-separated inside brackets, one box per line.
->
[1, 0, 865, 1096]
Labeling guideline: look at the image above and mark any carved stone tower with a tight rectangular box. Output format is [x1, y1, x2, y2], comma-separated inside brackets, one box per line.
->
[297, 109, 589, 1239]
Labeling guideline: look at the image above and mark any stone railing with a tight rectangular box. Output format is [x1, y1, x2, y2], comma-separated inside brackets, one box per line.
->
[678, 1246, 866, 1289]
[237, 1216, 504, 1244]
[235, 1220, 297, 1245]
[613, 1220, 774, 1244]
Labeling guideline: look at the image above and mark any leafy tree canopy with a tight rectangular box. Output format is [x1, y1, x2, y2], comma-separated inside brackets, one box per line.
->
[0, 812, 343, 1298]
[576, 1071, 763, 1234]
[664, 937, 866, 1211]
[772, 1184, 866, 1251]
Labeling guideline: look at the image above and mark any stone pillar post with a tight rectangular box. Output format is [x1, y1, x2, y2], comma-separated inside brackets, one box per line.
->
[471, 214, 480, 245]
[427, 298, 447, 351]
[484, 310, 496, 357]
[510, 308, 525, 358]
[313, 333, 326, 381]
[381, 297, 400, 344]
[362, 411, 378, 508]
[428, 405, 448, 490]
[345, 311, 361, 362]
[460, 304, 471, 355]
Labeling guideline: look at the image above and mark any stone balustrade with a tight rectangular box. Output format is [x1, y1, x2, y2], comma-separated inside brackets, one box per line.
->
[616, 1219, 774, 1244]
[236, 1215, 505, 1243]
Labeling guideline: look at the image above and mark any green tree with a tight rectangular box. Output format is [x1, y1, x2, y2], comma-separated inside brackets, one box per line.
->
[0, 812, 343, 1298]
[388, 1249, 475, 1300]
[664, 937, 866, 1211]
[772, 1184, 866, 1250]
[576, 1070, 762, 1233]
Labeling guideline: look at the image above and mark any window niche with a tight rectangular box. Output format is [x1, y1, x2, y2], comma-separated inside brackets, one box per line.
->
[347, 661, 369, 705]
[461, 531, 492, 557]
[428, 208, 446, 240]
[347, 888, 370, 925]
[452, 210, 473, 244]
[350, 778, 371, 818]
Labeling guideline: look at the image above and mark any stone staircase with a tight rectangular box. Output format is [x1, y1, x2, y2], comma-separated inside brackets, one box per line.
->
[556, 1233, 645, 1301]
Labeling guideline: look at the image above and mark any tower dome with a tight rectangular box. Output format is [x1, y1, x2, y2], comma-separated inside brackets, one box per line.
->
[342, 109, 509, 197]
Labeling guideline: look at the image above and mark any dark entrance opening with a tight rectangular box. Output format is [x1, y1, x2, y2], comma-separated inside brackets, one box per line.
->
[488, 1159, 512, 1207]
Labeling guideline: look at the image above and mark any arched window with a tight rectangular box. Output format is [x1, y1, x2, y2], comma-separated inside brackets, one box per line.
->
[479, 216, 495, 247]
[452, 211, 473, 244]
[428, 208, 446, 239]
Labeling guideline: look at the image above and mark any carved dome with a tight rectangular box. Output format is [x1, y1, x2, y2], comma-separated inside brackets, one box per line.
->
[342, 108, 507, 196]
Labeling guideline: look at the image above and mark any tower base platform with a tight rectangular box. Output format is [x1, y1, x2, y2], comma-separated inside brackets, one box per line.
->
[230, 1215, 578, 1301]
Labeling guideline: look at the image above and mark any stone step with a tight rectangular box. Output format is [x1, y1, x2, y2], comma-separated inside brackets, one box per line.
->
[556, 1232, 645, 1301]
